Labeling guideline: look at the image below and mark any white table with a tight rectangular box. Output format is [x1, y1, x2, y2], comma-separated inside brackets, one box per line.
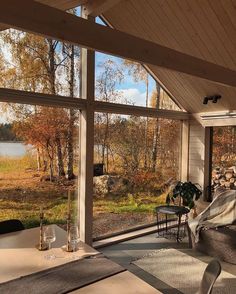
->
[0, 225, 162, 293]
[0, 225, 98, 283]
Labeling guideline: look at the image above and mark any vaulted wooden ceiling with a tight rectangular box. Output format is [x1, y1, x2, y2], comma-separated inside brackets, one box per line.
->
[0, 0, 235, 114]
[102, 0, 236, 113]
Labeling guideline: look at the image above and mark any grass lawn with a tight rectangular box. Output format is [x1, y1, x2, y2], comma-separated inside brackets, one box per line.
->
[0, 156, 167, 237]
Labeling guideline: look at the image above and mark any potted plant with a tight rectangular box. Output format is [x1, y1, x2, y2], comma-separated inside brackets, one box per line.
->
[166, 181, 202, 210]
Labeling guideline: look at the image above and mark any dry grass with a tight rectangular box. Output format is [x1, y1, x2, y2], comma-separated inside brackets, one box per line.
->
[0, 157, 78, 228]
[0, 157, 166, 236]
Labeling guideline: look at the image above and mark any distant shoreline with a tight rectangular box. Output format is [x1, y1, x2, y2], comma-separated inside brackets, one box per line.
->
[0, 141, 23, 143]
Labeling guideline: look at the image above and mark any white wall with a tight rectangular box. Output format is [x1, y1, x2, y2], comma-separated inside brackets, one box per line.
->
[188, 119, 210, 199]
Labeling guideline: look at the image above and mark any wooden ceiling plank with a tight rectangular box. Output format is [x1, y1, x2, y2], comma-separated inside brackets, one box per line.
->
[102, 1, 189, 110]
[221, 0, 236, 31]
[175, 0, 224, 66]
[83, 0, 122, 17]
[164, 0, 211, 60]
[202, 0, 236, 67]
[150, 67, 200, 112]
[135, 0, 181, 50]
[152, 0, 202, 58]
[188, 0, 235, 69]
[207, 0, 236, 54]
[105, 1, 204, 112]
[103, 0, 236, 113]
[1, 0, 236, 88]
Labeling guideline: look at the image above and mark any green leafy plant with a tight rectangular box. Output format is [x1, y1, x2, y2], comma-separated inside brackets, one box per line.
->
[166, 181, 202, 209]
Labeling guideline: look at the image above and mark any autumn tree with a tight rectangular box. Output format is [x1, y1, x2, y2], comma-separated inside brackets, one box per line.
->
[0, 30, 80, 179]
[123, 60, 150, 168]
[109, 116, 146, 176]
[95, 59, 124, 172]
[149, 84, 161, 172]
[61, 43, 80, 179]
[13, 107, 69, 180]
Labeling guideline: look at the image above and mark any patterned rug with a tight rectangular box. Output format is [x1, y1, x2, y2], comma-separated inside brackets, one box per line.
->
[132, 248, 236, 294]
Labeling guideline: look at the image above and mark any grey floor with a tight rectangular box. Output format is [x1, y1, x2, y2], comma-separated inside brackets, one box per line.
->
[99, 232, 236, 294]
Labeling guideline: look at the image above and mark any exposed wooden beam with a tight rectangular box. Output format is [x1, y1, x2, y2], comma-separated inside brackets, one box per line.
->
[0, 0, 85, 31]
[1, 1, 235, 87]
[193, 112, 236, 127]
[0, 87, 86, 109]
[83, 0, 122, 17]
[94, 100, 189, 120]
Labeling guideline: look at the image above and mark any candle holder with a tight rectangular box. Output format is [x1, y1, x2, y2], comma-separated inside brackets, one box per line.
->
[36, 211, 48, 251]
[67, 213, 73, 252]
[61, 213, 74, 252]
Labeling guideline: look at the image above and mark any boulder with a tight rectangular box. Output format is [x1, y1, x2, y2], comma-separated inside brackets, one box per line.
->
[93, 175, 130, 198]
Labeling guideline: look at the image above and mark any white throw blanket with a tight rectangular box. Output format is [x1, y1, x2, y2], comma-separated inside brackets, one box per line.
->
[188, 190, 236, 242]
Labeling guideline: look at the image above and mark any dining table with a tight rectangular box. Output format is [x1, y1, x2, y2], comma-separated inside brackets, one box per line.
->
[0, 224, 162, 294]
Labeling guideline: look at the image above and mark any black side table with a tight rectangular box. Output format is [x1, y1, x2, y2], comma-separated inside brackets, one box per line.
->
[155, 205, 190, 242]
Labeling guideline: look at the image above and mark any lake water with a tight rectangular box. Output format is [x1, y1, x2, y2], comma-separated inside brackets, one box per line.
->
[0, 142, 102, 157]
[0, 142, 31, 157]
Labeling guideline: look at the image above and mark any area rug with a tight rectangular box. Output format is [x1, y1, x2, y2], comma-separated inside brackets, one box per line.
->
[132, 248, 236, 294]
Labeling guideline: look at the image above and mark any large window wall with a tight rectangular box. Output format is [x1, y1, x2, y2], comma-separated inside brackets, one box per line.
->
[93, 113, 181, 238]
[0, 14, 187, 244]
[0, 23, 82, 230]
[0, 102, 80, 229]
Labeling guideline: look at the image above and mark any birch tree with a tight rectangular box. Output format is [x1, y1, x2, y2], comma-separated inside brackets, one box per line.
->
[122, 60, 150, 168]
[95, 59, 124, 172]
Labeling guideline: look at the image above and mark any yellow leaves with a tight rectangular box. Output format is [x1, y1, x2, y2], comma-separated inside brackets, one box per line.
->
[123, 59, 147, 83]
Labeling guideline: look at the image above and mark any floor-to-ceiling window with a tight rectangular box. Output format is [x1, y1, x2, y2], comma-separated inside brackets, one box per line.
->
[93, 113, 182, 239]
[0, 26, 82, 229]
[0, 16, 186, 243]
[212, 126, 236, 193]
[91, 46, 183, 238]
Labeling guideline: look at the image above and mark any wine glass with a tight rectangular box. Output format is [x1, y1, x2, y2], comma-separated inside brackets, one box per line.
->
[69, 225, 79, 256]
[43, 225, 56, 260]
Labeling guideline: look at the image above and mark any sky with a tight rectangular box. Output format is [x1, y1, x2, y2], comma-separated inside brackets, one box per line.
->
[94, 16, 156, 107]
[95, 51, 156, 106]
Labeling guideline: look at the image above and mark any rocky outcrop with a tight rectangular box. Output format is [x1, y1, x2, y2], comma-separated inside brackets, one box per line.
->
[93, 175, 130, 198]
[212, 166, 236, 190]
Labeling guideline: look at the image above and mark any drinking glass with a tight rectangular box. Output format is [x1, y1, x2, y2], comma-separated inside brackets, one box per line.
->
[43, 225, 56, 260]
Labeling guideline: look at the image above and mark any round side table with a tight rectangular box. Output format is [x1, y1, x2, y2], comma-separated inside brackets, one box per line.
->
[155, 205, 190, 242]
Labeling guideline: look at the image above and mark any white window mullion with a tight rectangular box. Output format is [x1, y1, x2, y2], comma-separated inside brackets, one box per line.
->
[79, 10, 95, 245]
